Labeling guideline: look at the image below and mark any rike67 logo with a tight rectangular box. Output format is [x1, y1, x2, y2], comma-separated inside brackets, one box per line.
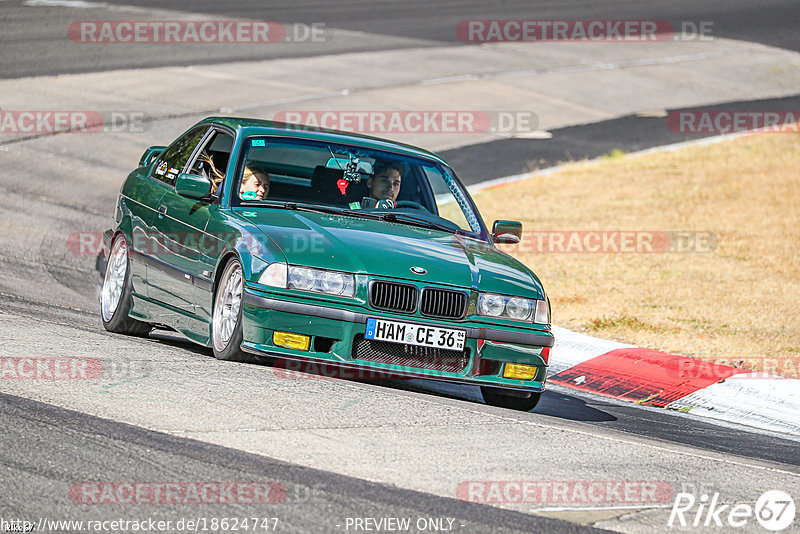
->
[669, 490, 796, 531]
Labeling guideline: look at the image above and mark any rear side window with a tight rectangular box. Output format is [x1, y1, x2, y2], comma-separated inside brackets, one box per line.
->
[151, 126, 208, 186]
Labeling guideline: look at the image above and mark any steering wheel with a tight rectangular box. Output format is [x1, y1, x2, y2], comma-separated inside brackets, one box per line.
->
[395, 200, 429, 212]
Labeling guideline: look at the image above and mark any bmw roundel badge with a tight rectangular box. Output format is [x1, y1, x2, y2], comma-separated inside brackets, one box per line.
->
[410, 266, 427, 275]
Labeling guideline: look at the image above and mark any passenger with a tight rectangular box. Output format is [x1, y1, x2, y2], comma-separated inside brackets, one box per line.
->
[197, 152, 224, 194]
[367, 161, 403, 202]
[239, 163, 270, 201]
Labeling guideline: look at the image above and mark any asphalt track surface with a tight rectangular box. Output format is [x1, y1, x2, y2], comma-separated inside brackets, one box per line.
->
[2, 1, 800, 532]
[3, 0, 800, 78]
[1, 393, 600, 534]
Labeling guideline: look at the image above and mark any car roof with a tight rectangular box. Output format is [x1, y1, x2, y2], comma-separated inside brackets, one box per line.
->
[199, 116, 449, 166]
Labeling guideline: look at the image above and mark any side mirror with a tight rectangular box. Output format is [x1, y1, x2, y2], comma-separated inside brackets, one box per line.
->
[139, 145, 166, 167]
[175, 173, 211, 200]
[492, 220, 522, 244]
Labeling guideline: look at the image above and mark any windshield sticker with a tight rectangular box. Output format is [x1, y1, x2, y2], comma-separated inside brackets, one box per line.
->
[241, 191, 258, 200]
[251, 139, 266, 147]
[155, 161, 167, 175]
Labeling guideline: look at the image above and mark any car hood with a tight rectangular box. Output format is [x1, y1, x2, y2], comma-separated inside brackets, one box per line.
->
[236, 209, 544, 298]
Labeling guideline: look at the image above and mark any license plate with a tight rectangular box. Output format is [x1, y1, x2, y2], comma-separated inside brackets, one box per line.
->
[365, 318, 466, 351]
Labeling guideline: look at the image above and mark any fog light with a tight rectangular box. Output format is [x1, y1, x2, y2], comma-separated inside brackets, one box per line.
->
[273, 331, 310, 351]
[503, 363, 537, 380]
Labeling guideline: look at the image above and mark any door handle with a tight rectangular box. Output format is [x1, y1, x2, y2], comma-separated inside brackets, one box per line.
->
[158, 205, 167, 216]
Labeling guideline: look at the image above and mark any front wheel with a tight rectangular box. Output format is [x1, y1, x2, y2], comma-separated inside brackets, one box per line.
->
[100, 235, 151, 336]
[211, 258, 256, 363]
[481, 386, 542, 411]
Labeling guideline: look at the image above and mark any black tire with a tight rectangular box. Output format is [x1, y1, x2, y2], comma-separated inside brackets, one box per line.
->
[211, 258, 256, 363]
[100, 235, 151, 336]
[481, 386, 542, 411]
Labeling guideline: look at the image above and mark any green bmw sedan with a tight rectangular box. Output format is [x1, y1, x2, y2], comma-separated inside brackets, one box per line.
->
[100, 117, 553, 411]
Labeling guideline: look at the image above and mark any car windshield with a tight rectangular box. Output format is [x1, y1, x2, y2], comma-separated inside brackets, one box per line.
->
[233, 136, 486, 238]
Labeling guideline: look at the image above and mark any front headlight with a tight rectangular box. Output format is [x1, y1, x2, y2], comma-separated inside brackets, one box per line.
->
[477, 293, 505, 316]
[290, 266, 355, 297]
[288, 266, 315, 290]
[259, 263, 355, 297]
[478, 292, 549, 324]
[506, 297, 532, 320]
[319, 270, 348, 295]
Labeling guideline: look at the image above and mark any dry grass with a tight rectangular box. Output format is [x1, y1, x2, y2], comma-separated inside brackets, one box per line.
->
[473, 133, 800, 377]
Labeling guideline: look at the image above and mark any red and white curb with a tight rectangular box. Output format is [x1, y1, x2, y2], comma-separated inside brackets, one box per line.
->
[549, 326, 800, 436]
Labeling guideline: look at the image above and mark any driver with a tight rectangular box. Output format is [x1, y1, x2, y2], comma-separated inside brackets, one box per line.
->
[367, 161, 402, 202]
[239, 163, 270, 201]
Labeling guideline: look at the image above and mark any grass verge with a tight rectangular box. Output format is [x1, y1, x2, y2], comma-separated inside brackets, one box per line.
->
[473, 133, 800, 378]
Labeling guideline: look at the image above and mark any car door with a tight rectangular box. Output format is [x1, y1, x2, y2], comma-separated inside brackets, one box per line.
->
[149, 128, 235, 320]
[188, 130, 235, 322]
[120, 167, 170, 294]
[145, 125, 210, 315]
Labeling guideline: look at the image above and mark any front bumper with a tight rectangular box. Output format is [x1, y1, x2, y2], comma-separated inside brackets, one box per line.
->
[242, 288, 553, 392]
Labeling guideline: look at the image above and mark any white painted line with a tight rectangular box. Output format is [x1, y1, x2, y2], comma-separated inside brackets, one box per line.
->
[420, 74, 480, 86]
[218, 90, 349, 114]
[420, 51, 734, 87]
[24, 0, 108, 7]
[532, 504, 672, 513]
[512, 130, 553, 139]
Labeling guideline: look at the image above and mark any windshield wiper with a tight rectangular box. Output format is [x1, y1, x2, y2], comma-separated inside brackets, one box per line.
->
[284, 202, 346, 215]
[289, 203, 391, 221]
[240, 201, 347, 215]
[380, 212, 458, 233]
[239, 200, 286, 208]
[245, 201, 387, 221]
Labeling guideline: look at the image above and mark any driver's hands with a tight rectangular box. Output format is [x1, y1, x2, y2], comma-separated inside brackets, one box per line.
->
[375, 199, 396, 209]
[359, 197, 396, 209]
